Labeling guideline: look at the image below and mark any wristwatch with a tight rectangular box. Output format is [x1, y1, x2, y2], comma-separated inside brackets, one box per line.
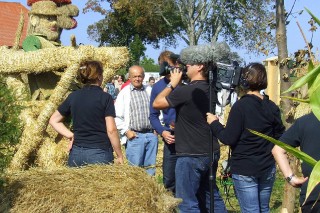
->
[166, 83, 175, 90]
[286, 174, 295, 182]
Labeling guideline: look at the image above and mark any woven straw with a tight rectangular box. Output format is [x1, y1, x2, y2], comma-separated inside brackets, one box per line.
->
[4, 45, 129, 172]
[0, 46, 129, 74]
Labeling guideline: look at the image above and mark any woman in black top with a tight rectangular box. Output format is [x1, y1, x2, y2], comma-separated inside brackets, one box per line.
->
[207, 63, 285, 213]
[49, 60, 124, 167]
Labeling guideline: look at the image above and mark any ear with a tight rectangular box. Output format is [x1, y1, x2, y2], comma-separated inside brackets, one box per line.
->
[197, 64, 204, 72]
[30, 15, 40, 27]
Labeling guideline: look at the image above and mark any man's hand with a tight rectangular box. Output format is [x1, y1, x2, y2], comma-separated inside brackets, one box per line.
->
[289, 175, 308, 188]
[126, 130, 136, 140]
[170, 68, 183, 88]
[162, 130, 175, 144]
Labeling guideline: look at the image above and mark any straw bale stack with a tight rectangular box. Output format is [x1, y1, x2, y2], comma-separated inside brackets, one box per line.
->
[294, 102, 312, 119]
[0, 165, 181, 213]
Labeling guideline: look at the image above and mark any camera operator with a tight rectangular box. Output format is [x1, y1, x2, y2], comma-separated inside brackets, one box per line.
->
[153, 45, 227, 213]
[149, 51, 178, 195]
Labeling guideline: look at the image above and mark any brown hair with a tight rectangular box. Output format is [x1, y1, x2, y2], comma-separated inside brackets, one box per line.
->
[158, 50, 177, 66]
[242, 62, 267, 91]
[78, 60, 103, 84]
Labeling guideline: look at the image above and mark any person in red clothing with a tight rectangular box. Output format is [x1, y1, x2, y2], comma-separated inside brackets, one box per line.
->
[121, 73, 131, 90]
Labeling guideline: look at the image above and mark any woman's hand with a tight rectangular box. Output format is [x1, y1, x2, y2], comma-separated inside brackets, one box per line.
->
[67, 134, 74, 152]
[206, 112, 219, 124]
[115, 156, 124, 164]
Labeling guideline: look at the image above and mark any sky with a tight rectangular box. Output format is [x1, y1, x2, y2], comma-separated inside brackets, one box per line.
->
[6, 0, 320, 64]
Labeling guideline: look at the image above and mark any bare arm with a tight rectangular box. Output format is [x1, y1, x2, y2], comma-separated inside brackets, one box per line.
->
[153, 69, 182, 110]
[106, 116, 124, 164]
[49, 110, 74, 151]
[49, 110, 74, 139]
[272, 145, 308, 187]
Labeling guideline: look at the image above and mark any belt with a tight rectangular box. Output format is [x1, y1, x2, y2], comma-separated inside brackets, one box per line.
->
[131, 128, 153, 133]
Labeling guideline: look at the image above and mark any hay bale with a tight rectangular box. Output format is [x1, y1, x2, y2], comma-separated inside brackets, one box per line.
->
[294, 102, 311, 119]
[0, 165, 181, 213]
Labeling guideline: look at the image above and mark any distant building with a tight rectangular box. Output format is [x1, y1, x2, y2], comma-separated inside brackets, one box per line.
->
[0, 2, 29, 47]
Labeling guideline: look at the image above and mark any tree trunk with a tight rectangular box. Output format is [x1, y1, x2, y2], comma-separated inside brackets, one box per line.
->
[275, 0, 299, 212]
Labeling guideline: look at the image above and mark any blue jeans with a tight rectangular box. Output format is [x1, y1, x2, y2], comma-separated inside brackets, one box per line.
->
[68, 145, 114, 167]
[175, 152, 227, 213]
[232, 165, 276, 213]
[163, 142, 177, 194]
[125, 132, 158, 176]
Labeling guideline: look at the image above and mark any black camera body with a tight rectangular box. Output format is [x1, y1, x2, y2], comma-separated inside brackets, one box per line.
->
[215, 62, 242, 90]
[159, 61, 189, 83]
[159, 61, 187, 76]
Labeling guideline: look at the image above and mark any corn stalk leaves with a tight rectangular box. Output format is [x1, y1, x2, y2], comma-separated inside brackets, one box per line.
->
[309, 73, 320, 120]
[248, 129, 317, 167]
[305, 8, 320, 26]
[280, 96, 309, 103]
[303, 161, 320, 207]
[283, 64, 320, 94]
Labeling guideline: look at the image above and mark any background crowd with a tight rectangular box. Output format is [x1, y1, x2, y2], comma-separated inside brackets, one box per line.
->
[48, 45, 319, 213]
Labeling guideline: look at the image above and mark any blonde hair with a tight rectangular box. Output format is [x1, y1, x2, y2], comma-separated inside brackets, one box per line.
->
[79, 60, 103, 84]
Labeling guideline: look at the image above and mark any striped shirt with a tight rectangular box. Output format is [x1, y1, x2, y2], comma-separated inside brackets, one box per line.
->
[129, 84, 152, 131]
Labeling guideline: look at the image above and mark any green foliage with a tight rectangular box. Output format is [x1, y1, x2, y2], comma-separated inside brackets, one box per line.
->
[284, 62, 320, 121]
[305, 8, 320, 27]
[129, 35, 146, 64]
[140, 57, 159, 72]
[0, 78, 23, 172]
[85, 0, 180, 48]
[248, 130, 317, 167]
[84, 0, 275, 56]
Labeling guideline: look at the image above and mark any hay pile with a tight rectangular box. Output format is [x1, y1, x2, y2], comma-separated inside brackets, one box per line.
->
[0, 165, 181, 213]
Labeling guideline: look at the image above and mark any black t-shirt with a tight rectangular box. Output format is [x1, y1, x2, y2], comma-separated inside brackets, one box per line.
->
[280, 112, 320, 205]
[210, 94, 285, 176]
[166, 80, 219, 155]
[58, 85, 115, 150]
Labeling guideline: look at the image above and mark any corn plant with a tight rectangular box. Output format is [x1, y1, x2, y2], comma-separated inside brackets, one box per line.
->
[250, 7, 320, 207]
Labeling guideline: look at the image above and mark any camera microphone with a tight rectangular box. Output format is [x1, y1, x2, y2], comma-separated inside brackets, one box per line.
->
[179, 44, 216, 65]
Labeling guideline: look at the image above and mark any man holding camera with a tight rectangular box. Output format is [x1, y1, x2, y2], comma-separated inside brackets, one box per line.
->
[153, 45, 227, 213]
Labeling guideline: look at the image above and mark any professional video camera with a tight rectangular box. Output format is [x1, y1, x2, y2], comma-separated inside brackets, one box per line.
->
[159, 54, 189, 82]
[215, 61, 242, 91]
[159, 61, 187, 76]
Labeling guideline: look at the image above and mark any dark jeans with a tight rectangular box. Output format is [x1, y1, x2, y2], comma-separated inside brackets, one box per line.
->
[68, 145, 114, 167]
[175, 152, 227, 213]
[162, 142, 177, 195]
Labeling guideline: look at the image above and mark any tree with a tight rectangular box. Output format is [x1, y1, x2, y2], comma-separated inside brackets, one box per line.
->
[275, 0, 302, 211]
[84, 0, 276, 56]
[84, 0, 181, 65]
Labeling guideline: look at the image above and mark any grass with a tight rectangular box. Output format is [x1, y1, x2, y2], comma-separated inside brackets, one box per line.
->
[219, 172, 299, 212]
